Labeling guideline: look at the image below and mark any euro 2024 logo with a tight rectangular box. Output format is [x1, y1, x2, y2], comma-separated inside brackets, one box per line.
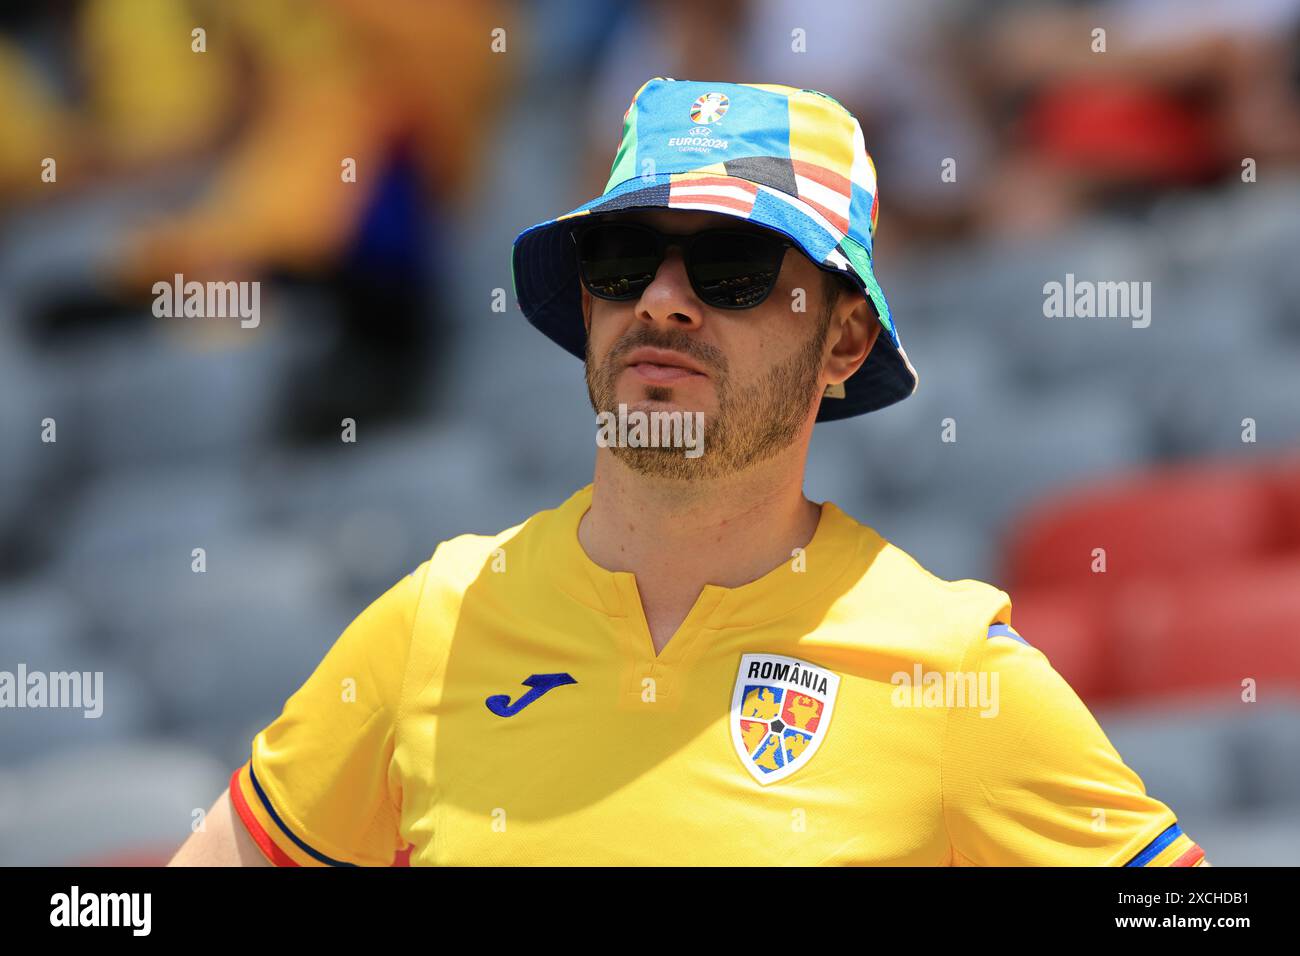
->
[690, 91, 729, 125]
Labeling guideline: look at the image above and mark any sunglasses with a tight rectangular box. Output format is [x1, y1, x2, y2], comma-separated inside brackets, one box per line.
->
[571, 219, 795, 309]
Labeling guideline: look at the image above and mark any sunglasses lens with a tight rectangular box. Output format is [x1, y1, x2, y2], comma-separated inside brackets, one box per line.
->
[575, 224, 660, 300]
[688, 231, 786, 308]
[575, 221, 788, 308]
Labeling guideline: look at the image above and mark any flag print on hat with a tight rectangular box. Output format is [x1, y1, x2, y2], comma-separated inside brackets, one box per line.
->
[511, 77, 918, 420]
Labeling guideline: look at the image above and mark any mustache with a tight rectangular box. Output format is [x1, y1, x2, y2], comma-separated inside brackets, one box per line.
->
[605, 328, 726, 375]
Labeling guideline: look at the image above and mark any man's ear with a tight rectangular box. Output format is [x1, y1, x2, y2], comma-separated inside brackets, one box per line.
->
[581, 285, 591, 335]
[824, 291, 879, 390]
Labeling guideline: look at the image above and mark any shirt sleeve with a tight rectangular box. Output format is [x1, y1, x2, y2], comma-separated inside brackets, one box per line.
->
[942, 623, 1209, 867]
[229, 561, 429, 866]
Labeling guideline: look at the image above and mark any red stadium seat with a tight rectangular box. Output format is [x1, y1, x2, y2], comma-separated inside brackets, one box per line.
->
[1111, 558, 1300, 704]
[1003, 460, 1287, 592]
[1262, 454, 1300, 552]
[999, 454, 1300, 709]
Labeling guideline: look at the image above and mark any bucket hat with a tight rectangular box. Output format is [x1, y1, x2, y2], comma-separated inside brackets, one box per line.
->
[511, 77, 918, 420]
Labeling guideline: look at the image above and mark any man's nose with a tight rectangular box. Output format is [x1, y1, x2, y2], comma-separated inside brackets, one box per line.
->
[635, 246, 703, 329]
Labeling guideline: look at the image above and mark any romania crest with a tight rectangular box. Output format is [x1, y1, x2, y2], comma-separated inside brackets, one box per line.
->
[730, 653, 840, 785]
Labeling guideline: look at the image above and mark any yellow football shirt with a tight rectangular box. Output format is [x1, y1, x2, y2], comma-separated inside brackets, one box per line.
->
[231, 483, 1207, 867]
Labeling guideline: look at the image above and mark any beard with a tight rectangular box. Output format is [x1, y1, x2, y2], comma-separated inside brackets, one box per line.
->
[585, 304, 832, 480]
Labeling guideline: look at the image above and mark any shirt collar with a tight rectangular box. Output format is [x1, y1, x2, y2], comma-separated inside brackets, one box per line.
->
[546, 483, 875, 627]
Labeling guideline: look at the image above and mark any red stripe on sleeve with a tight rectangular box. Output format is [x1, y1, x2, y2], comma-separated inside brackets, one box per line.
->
[1171, 844, 1207, 867]
[228, 764, 300, 867]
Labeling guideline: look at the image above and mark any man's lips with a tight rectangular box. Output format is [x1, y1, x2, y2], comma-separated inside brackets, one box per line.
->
[622, 348, 708, 383]
[626, 363, 705, 383]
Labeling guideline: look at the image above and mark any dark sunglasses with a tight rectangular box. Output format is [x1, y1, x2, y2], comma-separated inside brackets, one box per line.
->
[571, 219, 795, 309]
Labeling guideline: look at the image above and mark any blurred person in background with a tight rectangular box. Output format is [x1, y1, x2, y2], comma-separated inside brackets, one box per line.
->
[958, 0, 1300, 236]
[577, 0, 996, 254]
[0, 0, 514, 438]
[573, 0, 1300, 244]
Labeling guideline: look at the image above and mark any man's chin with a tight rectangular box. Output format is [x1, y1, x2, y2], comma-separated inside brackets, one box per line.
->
[607, 444, 711, 480]
[602, 397, 714, 419]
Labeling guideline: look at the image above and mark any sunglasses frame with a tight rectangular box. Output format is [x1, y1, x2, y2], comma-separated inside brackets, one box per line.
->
[570, 218, 796, 310]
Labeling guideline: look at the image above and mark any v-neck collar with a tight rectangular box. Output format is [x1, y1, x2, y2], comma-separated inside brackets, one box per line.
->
[547, 483, 869, 631]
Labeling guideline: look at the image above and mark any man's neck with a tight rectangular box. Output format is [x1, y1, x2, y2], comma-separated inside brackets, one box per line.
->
[578, 450, 822, 594]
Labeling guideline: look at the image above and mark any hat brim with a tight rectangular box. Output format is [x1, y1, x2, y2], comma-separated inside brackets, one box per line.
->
[511, 172, 918, 421]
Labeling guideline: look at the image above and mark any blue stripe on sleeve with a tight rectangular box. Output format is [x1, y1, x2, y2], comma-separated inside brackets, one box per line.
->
[248, 761, 356, 867]
[986, 623, 1030, 646]
[1125, 823, 1183, 867]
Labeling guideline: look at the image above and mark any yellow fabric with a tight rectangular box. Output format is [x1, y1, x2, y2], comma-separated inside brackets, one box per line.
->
[944, 633, 1195, 865]
[236, 483, 1201, 866]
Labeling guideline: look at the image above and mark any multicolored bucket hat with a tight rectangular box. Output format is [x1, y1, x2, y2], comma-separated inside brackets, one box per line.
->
[511, 77, 918, 420]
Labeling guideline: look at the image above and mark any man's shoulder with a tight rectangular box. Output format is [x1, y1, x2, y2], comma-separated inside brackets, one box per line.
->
[828, 501, 1015, 654]
[411, 485, 587, 594]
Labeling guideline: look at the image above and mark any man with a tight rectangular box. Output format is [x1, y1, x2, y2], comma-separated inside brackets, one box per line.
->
[170, 77, 1208, 867]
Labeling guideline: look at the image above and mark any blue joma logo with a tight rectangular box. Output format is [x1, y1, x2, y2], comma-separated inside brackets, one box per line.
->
[485, 673, 577, 717]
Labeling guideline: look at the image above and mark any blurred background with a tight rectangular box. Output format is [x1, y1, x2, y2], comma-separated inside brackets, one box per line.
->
[1, 0, 1298, 866]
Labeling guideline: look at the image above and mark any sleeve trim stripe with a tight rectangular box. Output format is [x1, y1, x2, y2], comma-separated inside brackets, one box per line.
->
[1171, 844, 1207, 867]
[986, 623, 1030, 646]
[231, 763, 335, 867]
[1125, 823, 1182, 867]
[229, 765, 300, 867]
[245, 760, 357, 868]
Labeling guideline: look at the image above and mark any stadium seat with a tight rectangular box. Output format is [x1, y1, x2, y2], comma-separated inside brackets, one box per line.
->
[73, 325, 293, 471]
[1264, 453, 1300, 551]
[1002, 460, 1284, 592]
[1153, 349, 1300, 457]
[928, 384, 1148, 542]
[1112, 557, 1300, 702]
[1096, 701, 1300, 825]
[0, 579, 155, 764]
[0, 741, 227, 866]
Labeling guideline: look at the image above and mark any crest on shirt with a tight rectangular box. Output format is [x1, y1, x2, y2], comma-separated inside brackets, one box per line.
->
[730, 653, 840, 786]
